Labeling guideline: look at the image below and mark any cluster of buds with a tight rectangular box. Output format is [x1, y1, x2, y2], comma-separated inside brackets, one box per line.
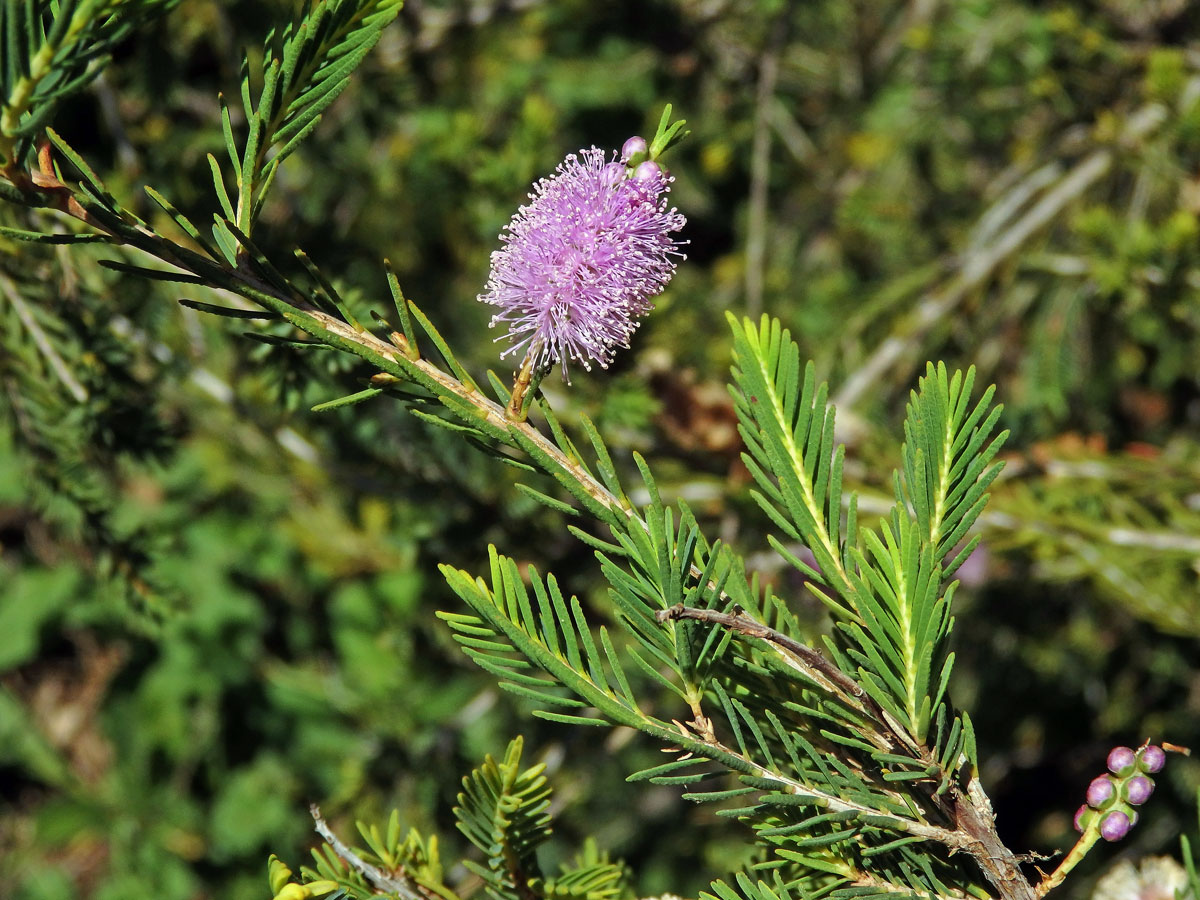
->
[1074, 744, 1166, 841]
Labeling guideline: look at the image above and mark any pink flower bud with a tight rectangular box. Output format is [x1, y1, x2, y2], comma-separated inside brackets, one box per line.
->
[1107, 746, 1136, 776]
[1124, 775, 1154, 805]
[1137, 745, 1166, 774]
[621, 135, 648, 163]
[1074, 804, 1094, 832]
[1086, 775, 1116, 808]
[1099, 810, 1131, 842]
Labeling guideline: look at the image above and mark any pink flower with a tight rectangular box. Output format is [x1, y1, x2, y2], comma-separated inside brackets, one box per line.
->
[479, 144, 686, 377]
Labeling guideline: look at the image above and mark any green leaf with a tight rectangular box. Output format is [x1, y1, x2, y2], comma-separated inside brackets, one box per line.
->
[727, 314, 860, 621]
[514, 482, 578, 517]
[896, 363, 1007, 576]
[454, 737, 552, 900]
[207, 153, 237, 221]
[311, 387, 383, 411]
[437, 551, 651, 736]
[382, 258, 419, 358]
[178, 297, 278, 320]
[296, 247, 362, 329]
[97, 259, 204, 284]
[407, 297, 479, 391]
[0, 224, 106, 243]
[143, 185, 223, 260]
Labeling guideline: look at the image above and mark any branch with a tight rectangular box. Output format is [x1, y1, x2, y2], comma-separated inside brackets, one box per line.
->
[656, 603, 924, 756]
[310, 804, 425, 900]
[8, 143, 758, 627]
[674, 723, 966, 851]
[7, 147, 636, 525]
[656, 604, 1038, 900]
[658, 605, 872, 719]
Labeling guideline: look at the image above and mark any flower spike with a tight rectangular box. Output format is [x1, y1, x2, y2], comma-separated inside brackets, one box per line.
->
[479, 140, 686, 412]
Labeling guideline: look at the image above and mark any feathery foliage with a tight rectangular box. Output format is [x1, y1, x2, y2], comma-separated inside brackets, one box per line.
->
[266, 740, 628, 900]
[209, 0, 403, 245]
[435, 315, 1018, 900]
[0, 1, 177, 169]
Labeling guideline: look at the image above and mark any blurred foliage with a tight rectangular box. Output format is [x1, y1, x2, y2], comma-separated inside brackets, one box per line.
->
[2, 1, 1200, 899]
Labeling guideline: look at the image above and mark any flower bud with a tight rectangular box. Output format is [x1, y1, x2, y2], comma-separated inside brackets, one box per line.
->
[1107, 746, 1136, 776]
[1099, 810, 1131, 842]
[633, 159, 665, 185]
[1074, 804, 1096, 832]
[621, 135, 648, 163]
[1137, 745, 1166, 774]
[1124, 774, 1154, 805]
[1086, 775, 1116, 808]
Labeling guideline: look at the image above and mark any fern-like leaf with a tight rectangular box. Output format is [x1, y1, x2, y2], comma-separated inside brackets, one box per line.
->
[454, 737, 553, 900]
[542, 838, 629, 900]
[897, 363, 1007, 578]
[727, 313, 859, 621]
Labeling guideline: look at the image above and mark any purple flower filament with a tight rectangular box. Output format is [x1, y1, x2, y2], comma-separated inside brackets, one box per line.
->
[479, 145, 686, 379]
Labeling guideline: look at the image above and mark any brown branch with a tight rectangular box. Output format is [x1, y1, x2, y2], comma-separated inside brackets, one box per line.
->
[954, 788, 1037, 900]
[658, 604, 866, 706]
[655, 603, 915, 755]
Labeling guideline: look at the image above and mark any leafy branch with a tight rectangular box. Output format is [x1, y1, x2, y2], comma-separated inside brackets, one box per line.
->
[0, 6, 1123, 900]
[212, 0, 404, 244]
[0, 1, 177, 170]
[8, 119, 1031, 900]
[272, 740, 628, 900]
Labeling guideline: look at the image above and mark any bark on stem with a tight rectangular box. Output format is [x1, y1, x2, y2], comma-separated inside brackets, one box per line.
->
[506, 347, 539, 421]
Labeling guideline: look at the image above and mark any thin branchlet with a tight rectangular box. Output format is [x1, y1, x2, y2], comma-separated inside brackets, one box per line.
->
[311, 805, 425, 900]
